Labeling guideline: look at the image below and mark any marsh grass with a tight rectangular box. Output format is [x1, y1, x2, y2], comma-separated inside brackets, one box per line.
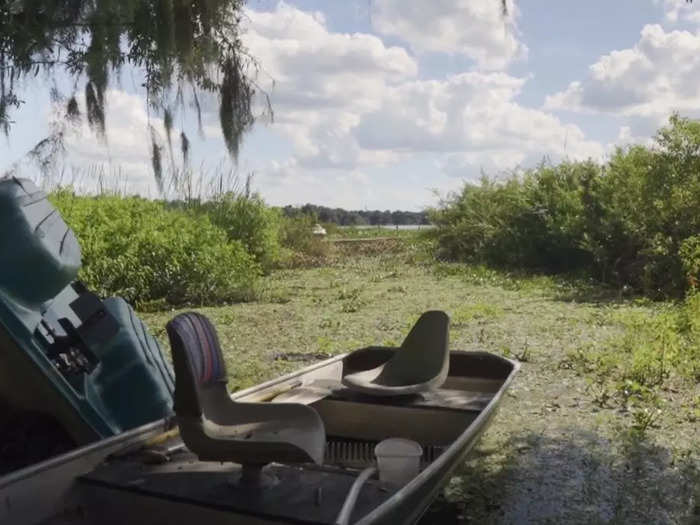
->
[140, 240, 698, 523]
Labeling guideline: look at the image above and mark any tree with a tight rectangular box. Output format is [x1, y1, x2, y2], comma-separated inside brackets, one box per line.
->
[0, 0, 265, 186]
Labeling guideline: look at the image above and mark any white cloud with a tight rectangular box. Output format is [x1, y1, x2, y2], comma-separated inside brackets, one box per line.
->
[244, 2, 417, 171]
[354, 72, 602, 162]
[612, 126, 655, 149]
[58, 89, 162, 195]
[545, 24, 700, 125]
[656, 0, 700, 23]
[246, 2, 417, 104]
[243, 2, 601, 198]
[370, 0, 526, 70]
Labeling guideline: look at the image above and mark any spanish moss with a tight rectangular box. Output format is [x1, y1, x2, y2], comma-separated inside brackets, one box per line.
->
[164, 107, 174, 150]
[66, 96, 81, 123]
[0, 0, 256, 186]
[151, 131, 163, 193]
[85, 82, 105, 137]
[180, 131, 190, 166]
[220, 54, 254, 159]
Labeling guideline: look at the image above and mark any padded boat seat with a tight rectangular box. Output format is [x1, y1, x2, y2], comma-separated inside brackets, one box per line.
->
[167, 312, 326, 466]
[341, 310, 450, 396]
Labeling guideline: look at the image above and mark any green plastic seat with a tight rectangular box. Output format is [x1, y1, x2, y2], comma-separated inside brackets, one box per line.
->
[341, 311, 450, 396]
[167, 312, 326, 466]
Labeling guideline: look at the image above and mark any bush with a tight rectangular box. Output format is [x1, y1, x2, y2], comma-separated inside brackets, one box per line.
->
[430, 115, 700, 297]
[279, 213, 330, 266]
[680, 237, 700, 290]
[431, 161, 598, 272]
[51, 191, 260, 308]
[201, 193, 282, 272]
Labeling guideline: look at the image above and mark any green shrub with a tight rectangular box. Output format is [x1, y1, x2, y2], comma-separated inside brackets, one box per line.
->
[201, 193, 282, 272]
[430, 161, 597, 271]
[430, 115, 700, 297]
[430, 177, 530, 265]
[577, 145, 651, 286]
[279, 213, 330, 266]
[680, 236, 700, 290]
[51, 191, 260, 307]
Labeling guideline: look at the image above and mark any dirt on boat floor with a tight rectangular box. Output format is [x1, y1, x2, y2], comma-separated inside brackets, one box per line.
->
[142, 252, 699, 525]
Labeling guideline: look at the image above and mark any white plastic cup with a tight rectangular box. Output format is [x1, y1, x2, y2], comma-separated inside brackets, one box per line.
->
[374, 438, 422, 486]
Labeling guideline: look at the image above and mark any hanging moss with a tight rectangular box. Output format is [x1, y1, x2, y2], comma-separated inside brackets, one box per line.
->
[163, 106, 173, 148]
[220, 54, 254, 159]
[66, 96, 80, 123]
[180, 131, 190, 165]
[85, 82, 105, 137]
[151, 132, 163, 193]
[1, 0, 256, 185]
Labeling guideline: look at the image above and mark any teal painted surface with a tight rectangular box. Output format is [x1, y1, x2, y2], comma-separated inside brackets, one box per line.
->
[0, 177, 174, 441]
[0, 178, 81, 310]
[89, 297, 175, 432]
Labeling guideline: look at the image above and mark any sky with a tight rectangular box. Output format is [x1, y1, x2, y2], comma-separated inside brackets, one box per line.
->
[3, 0, 700, 211]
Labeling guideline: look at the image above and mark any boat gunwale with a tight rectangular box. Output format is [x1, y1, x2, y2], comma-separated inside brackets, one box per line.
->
[0, 418, 174, 490]
[231, 352, 348, 400]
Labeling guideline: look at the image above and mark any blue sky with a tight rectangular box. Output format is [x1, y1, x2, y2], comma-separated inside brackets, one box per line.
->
[3, 0, 700, 210]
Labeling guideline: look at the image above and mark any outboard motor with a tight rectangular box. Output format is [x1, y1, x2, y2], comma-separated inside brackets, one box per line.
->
[0, 177, 174, 466]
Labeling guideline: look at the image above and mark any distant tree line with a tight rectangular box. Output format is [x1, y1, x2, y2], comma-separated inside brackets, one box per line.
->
[281, 204, 429, 226]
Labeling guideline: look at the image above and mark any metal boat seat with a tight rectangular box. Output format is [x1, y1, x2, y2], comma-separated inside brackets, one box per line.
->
[341, 310, 450, 396]
[167, 312, 326, 467]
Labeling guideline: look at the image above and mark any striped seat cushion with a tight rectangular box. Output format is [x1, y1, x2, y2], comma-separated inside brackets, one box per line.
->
[167, 312, 227, 388]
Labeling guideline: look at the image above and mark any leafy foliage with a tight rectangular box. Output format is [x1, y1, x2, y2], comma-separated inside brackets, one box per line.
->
[430, 162, 596, 271]
[680, 236, 700, 290]
[0, 0, 257, 170]
[282, 204, 429, 226]
[430, 115, 700, 297]
[279, 213, 331, 266]
[46, 187, 348, 305]
[200, 192, 282, 272]
[50, 190, 261, 308]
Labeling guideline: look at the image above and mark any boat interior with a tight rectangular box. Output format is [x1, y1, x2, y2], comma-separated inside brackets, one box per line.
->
[35, 314, 516, 525]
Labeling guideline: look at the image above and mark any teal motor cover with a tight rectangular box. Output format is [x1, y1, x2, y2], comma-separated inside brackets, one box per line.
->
[88, 296, 175, 431]
[0, 177, 174, 440]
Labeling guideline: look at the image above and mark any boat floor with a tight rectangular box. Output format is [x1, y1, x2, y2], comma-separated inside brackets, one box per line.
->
[77, 449, 393, 525]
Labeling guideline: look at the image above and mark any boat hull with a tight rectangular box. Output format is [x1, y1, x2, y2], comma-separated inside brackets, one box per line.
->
[0, 350, 518, 525]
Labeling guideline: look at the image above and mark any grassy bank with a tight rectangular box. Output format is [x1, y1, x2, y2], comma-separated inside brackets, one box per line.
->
[140, 241, 698, 524]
